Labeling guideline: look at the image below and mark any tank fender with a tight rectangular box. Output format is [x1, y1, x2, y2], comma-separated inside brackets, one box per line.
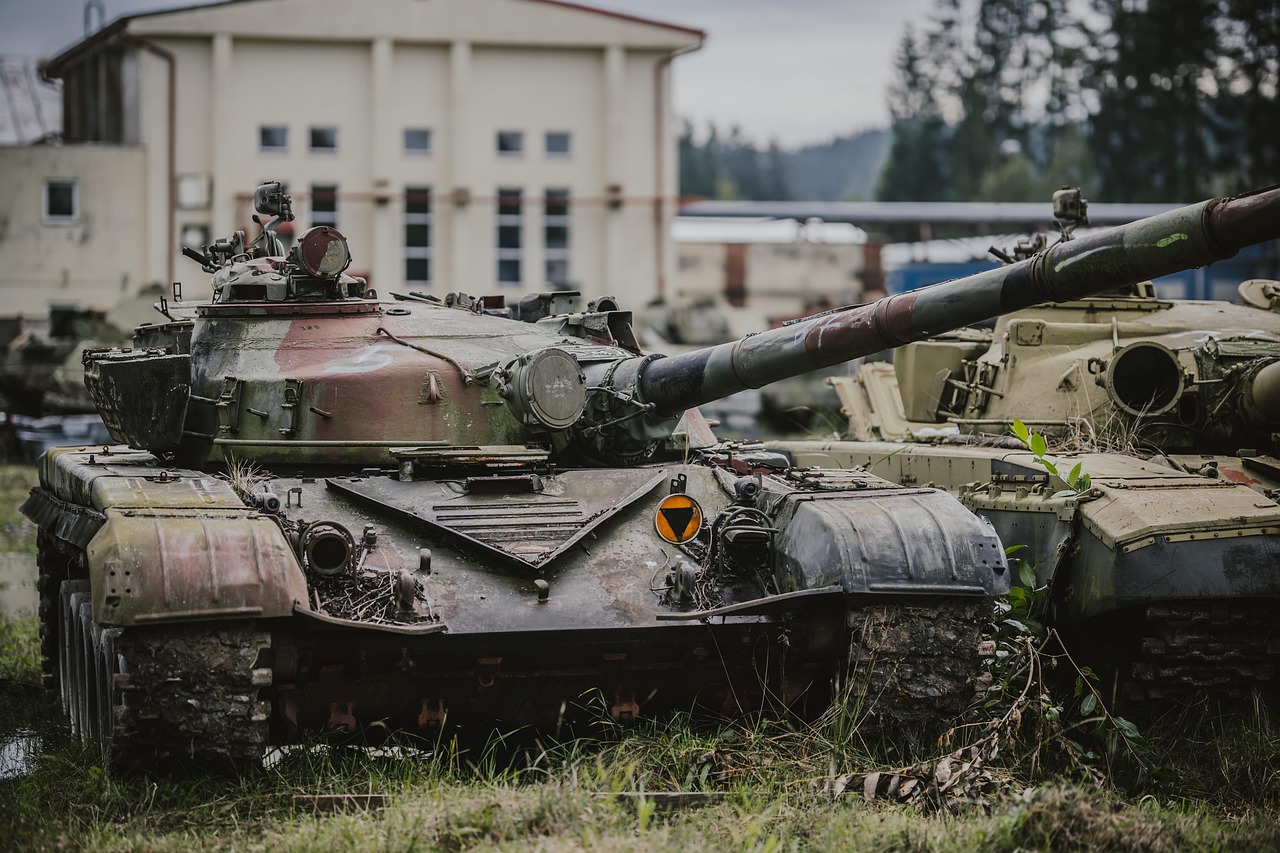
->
[1060, 478, 1280, 618]
[87, 507, 308, 625]
[771, 488, 1009, 597]
[1065, 526, 1280, 621]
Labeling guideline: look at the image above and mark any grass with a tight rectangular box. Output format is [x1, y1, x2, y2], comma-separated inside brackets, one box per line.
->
[1, 610, 1276, 851]
[0, 465, 37, 556]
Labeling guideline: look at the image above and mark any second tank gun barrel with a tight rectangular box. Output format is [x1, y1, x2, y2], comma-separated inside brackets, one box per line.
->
[636, 185, 1280, 416]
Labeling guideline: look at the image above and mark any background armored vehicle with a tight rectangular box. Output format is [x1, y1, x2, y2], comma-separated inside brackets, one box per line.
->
[839, 188, 1280, 490]
[0, 304, 106, 417]
[22, 182, 1280, 771]
[778, 188, 1280, 706]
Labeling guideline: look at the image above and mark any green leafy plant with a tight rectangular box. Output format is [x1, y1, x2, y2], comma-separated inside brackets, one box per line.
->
[1011, 419, 1091, 493]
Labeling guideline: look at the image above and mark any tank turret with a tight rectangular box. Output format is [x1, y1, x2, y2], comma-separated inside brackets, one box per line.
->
[86, 183, 1280, 469]
[836, 187, 1280, 461]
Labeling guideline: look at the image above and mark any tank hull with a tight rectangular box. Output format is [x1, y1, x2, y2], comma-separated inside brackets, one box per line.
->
[27, 443, 1006, 770]
[777, 438, 1280, 705]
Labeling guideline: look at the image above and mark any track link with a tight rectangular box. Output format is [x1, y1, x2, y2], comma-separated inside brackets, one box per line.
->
[846, 598, 990, 742]
[58, 587, 274, 774]
[1123, 601, 1280, 704]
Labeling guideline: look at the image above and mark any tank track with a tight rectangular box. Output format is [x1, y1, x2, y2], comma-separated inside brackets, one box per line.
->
[845, 597, 990, 745]
[36, 528, 76, 693]
[110, 623, 273, 772]
[1121, 601, 1280, 704]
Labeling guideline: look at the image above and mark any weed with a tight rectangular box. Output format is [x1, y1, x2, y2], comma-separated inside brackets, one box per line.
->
[1011, 418, 1092, 492]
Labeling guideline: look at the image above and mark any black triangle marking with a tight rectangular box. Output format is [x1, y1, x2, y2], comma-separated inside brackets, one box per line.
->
[660, 506, 696, 538]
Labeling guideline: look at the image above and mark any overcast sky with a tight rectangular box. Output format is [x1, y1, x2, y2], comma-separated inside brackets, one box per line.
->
[0, 0, 937, 147]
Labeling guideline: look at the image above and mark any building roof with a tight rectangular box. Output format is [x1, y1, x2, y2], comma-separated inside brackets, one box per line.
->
[0, 57, 61, 145]
[679, 199, 1181, 229]
[673, 216, 867, 246]
[48, 0, 704, 73]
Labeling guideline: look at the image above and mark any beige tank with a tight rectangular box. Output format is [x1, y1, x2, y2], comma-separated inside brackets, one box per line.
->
[772, 188, 1280, 707]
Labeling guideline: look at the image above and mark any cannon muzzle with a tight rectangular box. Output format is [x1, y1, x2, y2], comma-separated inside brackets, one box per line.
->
[636, 185, 1280, 416]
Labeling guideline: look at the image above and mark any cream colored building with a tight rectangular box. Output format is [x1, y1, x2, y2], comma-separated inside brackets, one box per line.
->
[0, 0, 701, 314]
[0, 144, 147, 312]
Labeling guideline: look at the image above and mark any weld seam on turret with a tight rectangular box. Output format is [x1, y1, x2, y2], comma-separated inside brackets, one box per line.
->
[631, 353, 667, 406]
[1026, 253, 1055, 305]
[725, 337, 754, 391]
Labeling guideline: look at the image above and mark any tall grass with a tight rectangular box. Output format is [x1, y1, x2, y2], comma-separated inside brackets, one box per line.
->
[0, 622, 1277, 851]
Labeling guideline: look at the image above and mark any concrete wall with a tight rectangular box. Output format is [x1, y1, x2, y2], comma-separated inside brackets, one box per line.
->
[0, 144, 146, 314]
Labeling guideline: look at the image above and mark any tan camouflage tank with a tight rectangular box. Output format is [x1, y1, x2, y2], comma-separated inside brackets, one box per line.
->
[778, 187, 1280, 707]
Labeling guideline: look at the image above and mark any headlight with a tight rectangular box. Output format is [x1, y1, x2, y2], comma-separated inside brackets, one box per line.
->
[298, 226, 351, 278]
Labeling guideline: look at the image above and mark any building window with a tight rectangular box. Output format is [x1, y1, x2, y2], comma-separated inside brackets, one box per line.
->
[544, 189, 570, 287]
[259, 125, 288, 151]
[309, 126, 338, 152]
[180, 223, 210, 250]
[496, 188, 522, 284]
[43, 179, 77, 223]
[311, 184, 338, 228]
[403, 128, 432, 154]
[404, 186, 432, 284]
[496, 131, 523, 156]
[545, 131, 571, 156]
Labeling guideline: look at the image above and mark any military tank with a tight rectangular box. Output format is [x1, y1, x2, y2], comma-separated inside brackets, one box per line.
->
[22, 182, 1280, 772]
[842, 187, 1280, 490]
[778, 187, 1280, 706]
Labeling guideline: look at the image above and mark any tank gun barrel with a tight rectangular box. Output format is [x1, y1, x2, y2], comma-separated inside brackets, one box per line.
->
[637, 185, 1280, 416]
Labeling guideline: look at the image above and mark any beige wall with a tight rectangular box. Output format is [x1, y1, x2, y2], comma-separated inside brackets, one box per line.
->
[114, 0, 695, 305]
[0, 145, 147, 314]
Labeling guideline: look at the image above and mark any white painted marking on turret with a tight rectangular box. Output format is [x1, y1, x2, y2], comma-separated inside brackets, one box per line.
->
[321, 345, 395, 374]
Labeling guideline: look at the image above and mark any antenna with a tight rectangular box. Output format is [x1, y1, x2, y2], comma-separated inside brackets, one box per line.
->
[84, 0, 105, 37]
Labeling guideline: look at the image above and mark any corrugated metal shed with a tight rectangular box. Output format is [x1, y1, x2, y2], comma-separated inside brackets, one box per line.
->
[0, 57, 61, 146]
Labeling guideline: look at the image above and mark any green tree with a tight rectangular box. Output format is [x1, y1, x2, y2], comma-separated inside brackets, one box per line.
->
[1214, 0, 1280, 190]
[877, 24, 952, 200]
[1085, 0, 1221, 201]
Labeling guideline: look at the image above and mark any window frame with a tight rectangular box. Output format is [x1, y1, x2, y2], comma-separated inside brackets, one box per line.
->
[259, 124, 289, 152]
[404, 185, 433, 285]
[544, 188, 570, 287]
[496, 187, 523, 285]
[309, 126, 339, 153]
[310, 184, 339, 229]
[403, 128, 433, 155]
[544, 131, 572, 157]
[42, 179, 78, 224]
[496, 130, 524, 157]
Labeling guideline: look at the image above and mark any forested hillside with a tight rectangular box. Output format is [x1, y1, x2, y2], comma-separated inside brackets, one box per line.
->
[680, 1, 1279, 205]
